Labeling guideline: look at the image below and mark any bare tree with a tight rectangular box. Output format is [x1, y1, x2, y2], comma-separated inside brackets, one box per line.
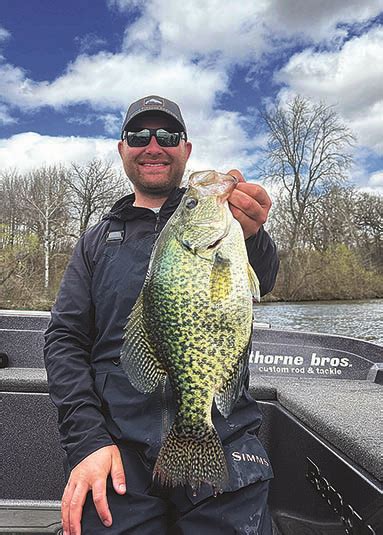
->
[66, 159, 128, 236]
[310, 186, 359, 251]
[1, 169, 23, 248]
[20, 165, 70, 289]
[353, 192, 383, 271]
[262, 96, 355, 244]
[261, 96, 355, 296]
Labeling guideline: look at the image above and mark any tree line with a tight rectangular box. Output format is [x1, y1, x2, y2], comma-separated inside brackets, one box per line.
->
[1, 96, 382, 309]
[261, 96, 382, 300]
[1, 160, 129, 309]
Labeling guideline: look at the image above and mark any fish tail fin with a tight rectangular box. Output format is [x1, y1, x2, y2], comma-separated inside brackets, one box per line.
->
[153, 424, 228, 492]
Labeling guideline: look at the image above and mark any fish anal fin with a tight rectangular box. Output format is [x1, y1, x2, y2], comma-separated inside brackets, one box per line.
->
[121, 293, 166, 393]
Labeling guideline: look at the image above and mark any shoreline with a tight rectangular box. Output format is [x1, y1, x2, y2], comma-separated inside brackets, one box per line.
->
[1, 296, 383, 312]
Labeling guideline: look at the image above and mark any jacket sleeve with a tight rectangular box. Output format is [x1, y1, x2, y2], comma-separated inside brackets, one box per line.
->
[245, 226, 279, 296]
[44, 232, 114, 470]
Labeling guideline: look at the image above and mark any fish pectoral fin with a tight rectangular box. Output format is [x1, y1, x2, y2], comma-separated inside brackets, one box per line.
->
[247, 262, 260, 301]
[214, 340, 251, 418]
[121, 293, 166, 393]
[210, 254, 232, 302]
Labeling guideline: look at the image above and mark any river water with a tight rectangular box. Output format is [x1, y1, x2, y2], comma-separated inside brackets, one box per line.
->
[254, 299, 383, 346]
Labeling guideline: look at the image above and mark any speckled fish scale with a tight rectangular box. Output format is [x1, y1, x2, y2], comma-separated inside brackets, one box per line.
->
[121, 170, 259, 492]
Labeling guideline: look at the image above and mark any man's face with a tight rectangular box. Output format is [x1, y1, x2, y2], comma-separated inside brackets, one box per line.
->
[118, 113, 192, 198]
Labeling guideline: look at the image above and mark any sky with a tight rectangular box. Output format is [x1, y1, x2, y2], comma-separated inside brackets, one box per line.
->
[0, 0, 382, 194]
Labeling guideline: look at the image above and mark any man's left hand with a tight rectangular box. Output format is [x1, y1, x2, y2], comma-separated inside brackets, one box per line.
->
[226, 169, 272, 239]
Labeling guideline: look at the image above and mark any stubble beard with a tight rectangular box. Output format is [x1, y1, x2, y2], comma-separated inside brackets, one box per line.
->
[128, 161, 186, 198]
[129, 174, 182, 197]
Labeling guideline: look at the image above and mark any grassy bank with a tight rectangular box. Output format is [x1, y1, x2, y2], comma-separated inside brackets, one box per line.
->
[1, 244, 382, 310]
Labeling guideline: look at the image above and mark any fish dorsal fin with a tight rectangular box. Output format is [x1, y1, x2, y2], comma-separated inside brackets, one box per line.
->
[121, 292, 166, 393]
[247, 262, 260, 302]
[214, 333, 251, 418]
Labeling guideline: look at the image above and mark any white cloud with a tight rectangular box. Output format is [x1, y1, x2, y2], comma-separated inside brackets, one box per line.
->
[67, 115, 95, 127]
[187, 111, 261, 176]
[0, 2, 381, 129]
[276, 27, 383, 116]
[0, 116, 263, 188]
[106, 0, 143, 11]
[74, 33, 108, 54]
[0, 26, 10, 42]
[2, 1, 381, 120]
[100, 113, 122, 136]
[0, 0, 382, 194]
[122, 1, 269, 64]
[0, 103, 16, 125]
[346, 149, 383, 194]
[369, 170, 383, 187]
[0, 132, 121, 172]
[348, 101, 383, 154]
[0, 52, 227, 118]
[121, 0, 383, 61]
[265, 0, 383, 42]
[276, 26, 383, 154]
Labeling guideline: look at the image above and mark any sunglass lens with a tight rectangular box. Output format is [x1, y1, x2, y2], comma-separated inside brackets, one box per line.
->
[126, 129, 182, 147]
[156, 129, 180, 147]
[127, 129, 150, 147]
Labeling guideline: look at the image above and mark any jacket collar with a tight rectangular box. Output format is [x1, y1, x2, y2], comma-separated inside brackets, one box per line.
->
[105, 187, 186, 222]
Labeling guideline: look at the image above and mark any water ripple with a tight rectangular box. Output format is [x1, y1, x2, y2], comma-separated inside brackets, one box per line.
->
[255, 299, 383, 346]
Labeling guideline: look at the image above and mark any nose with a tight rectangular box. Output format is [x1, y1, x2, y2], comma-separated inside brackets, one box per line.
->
[144, 134, 164, 154]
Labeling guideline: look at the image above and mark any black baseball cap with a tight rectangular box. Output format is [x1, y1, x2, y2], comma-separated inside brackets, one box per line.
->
[121, 95, 187, 139]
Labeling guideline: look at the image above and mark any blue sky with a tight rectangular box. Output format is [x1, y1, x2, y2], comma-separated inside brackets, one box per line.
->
[0, 0, 382, 193]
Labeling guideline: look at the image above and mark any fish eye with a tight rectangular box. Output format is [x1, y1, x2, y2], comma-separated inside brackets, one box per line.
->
[185, 198, 198, 209]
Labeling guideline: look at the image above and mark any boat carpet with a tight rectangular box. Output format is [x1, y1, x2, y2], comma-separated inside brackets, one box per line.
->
[250, 375, 383, 484]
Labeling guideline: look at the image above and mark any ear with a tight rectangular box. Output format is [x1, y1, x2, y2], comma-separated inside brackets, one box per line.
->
[185, 141, 192, 160]
[117, 140, 125, 158]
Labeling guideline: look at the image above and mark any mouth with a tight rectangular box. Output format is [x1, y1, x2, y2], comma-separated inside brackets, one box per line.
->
[139, 161, 170, 169]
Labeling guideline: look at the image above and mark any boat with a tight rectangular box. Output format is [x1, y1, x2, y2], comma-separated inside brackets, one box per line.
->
[0, 309, 382, 534]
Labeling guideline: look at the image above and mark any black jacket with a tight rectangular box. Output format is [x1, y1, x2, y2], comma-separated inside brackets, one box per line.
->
[44, 187, 279, 470]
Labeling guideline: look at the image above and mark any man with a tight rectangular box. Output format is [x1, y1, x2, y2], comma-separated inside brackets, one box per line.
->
[44, 95, 279, 535]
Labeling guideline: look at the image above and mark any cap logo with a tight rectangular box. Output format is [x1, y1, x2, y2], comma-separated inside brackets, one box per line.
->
[144, 97, 164, 106]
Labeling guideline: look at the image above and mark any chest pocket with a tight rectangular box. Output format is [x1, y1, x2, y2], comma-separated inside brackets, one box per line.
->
[93, 219, 125, 265]
[90, 220, 156, 360]
[105, 234, 125, 261]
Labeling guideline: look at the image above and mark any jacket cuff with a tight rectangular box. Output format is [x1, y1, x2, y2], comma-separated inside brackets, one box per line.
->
[245, 226, 279, 296]
[67, 433, 116, 470]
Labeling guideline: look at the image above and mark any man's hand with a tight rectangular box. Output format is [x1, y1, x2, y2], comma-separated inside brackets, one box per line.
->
[226, 169, 272, 239]
[61, 445, 126, 535]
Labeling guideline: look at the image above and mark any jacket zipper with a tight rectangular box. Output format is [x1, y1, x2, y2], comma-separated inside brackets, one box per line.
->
[154, 212, 161, 238]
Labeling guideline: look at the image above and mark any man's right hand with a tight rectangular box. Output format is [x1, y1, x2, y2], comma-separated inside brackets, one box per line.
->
[61, 444, 126, 535]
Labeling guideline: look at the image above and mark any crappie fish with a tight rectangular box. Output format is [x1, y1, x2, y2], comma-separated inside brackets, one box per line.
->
[121, 170, 259, 492]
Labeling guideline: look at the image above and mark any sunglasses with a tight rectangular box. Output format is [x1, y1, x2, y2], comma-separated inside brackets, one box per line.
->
[123, 128, 187, 147]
